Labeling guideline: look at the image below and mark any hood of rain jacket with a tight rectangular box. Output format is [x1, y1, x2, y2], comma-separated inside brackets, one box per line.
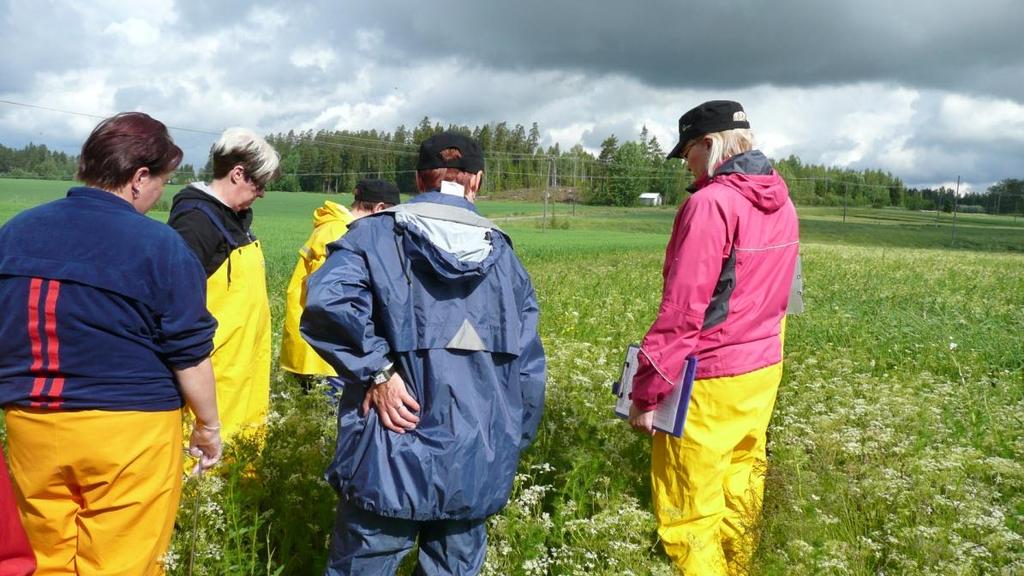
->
[280, 201, 354, 376]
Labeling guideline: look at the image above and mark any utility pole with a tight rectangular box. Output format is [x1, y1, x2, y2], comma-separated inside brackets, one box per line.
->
[543, 159, 552, 231]
[492, 156, 500, 195]
[951, 175, 960, 246]
[579, 158, 586, 211]
[483, 158, 490, 195]
[551, 157, 558, 221]
[843, 182, 848, 223]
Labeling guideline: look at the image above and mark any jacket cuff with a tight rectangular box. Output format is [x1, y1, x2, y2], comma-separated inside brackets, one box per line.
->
[630, 349, 672, 411]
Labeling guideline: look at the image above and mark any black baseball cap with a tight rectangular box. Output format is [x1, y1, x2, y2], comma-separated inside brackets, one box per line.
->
[666, 100, 751, 159]
[354, 179, 401, 205]
[416, 132, 485, 173]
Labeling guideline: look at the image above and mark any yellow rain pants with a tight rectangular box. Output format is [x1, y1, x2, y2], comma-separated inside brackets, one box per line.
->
[652, 320, 786, 575]
[280, 201, 353, 376]
[4, 407, 183, 575]
[207, 238, 271, 444]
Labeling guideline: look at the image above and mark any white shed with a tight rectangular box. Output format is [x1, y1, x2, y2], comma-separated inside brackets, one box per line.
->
[638, 192, 663, 206]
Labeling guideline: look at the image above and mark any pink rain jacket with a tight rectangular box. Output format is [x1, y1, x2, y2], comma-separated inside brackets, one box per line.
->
[632, 150, 799, 411]
[1, 445, 35, 575]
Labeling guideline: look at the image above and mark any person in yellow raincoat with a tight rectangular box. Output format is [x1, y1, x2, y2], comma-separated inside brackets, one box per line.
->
[629, 101, 803, 575]
[280, 179, 401, 396]
[168, 128, 280, 445]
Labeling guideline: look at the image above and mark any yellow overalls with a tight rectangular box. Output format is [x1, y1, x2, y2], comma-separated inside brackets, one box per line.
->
[651, 319, 787, 575]
[207, 237, 271, 444]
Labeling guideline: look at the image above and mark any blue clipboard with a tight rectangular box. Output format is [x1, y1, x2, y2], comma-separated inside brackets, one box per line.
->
[613, 344, 697, 437]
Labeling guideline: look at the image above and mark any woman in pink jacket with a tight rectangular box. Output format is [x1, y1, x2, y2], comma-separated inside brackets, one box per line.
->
[629, 100, 800, 575]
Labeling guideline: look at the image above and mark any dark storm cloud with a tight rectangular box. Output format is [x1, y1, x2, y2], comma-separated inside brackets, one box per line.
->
[286, 0, 1024, 103]
[3, 0, 1023, 190]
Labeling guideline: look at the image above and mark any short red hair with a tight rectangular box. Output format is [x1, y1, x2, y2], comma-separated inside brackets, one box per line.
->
[77, 112, 182, 190]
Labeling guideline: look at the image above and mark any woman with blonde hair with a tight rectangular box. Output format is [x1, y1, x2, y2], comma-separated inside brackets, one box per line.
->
[169, 127, 280, 444]
[629, 100, 800, 575]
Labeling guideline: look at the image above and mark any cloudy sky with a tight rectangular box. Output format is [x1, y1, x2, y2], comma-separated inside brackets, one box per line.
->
[2, 0, 1023, 191]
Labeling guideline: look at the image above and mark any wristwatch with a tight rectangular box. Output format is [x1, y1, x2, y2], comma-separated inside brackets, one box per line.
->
[371, 363, 395, 386]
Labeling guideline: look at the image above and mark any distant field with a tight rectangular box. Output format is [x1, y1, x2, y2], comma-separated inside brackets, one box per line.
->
[3, 179, 1022, 255]
[1, 177, 1022, 575]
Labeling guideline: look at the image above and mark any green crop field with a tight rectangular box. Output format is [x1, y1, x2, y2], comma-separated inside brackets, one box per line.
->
[2, 178, 1023, 575]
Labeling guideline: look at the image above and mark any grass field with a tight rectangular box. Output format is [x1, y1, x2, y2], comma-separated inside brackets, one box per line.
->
[1, 179, 1023, 575]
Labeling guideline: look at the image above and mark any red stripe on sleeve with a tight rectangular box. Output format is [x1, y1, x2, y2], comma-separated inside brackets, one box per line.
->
[27, 278, 43, 372]
[44, 280, 61, 372]
[42, 280, 64, 408]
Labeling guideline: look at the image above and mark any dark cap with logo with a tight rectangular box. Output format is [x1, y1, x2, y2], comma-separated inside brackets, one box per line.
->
[666, 100, 751, 159]
[416, 131, 485, 173]
[354, 179, 401, 205]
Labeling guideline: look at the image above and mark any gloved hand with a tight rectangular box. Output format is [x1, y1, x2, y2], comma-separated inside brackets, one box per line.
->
[189, 421, 223, 476]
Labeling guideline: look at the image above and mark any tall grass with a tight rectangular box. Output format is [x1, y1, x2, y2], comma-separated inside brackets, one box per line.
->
[1, 179, 1022, 574]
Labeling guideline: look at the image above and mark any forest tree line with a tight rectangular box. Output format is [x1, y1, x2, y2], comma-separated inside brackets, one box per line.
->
[3, 120, 1023, 214]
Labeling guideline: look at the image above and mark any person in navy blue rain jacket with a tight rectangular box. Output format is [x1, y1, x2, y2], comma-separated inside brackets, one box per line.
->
[301, 132, 546, 576]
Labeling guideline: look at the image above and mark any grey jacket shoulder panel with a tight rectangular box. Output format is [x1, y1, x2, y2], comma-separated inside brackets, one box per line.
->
[787, 253, 805, 315]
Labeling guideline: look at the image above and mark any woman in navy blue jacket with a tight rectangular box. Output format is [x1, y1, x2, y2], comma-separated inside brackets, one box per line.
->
[0, 112, 222, 574]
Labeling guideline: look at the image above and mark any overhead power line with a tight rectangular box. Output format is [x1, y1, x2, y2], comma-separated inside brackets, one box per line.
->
[0, 99, 221, 136]
[1, 98, 655, 168]
[0, 98, 692, 182]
